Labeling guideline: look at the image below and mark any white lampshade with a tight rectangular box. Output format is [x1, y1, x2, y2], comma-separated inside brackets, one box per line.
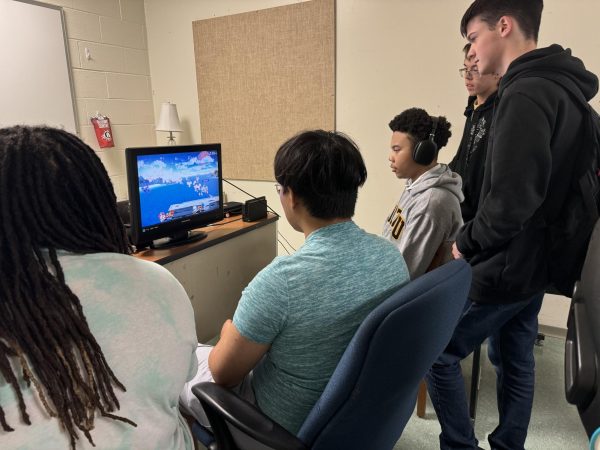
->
[156, 102, 182, 132]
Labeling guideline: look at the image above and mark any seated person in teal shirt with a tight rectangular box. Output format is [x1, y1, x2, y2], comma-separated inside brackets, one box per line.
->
[180, 130, 410, 434]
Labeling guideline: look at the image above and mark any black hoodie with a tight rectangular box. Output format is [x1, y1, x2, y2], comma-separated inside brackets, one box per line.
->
[450, 91, 497, 223]
[456, 44, 599, 303]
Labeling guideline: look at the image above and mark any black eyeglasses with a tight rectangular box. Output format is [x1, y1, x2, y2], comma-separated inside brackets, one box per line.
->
[459, 67, 480, 78]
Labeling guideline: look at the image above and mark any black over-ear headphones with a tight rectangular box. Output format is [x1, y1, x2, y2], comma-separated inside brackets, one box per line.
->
[412, 116, 439, 166]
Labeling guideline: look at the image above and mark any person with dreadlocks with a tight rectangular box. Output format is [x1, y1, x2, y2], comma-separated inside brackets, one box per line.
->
[0, 126, 198, 449]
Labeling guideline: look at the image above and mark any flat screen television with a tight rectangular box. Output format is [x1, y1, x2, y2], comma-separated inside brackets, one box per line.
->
[125, 144, 224, 248]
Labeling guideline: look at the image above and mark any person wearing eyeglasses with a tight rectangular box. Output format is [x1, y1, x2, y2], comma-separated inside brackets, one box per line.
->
[179, 130, 410, 436]
[427, 1, 598, 449]
[449, 43, 499, 223]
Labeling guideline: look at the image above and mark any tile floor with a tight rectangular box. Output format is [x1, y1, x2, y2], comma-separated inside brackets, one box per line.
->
[395, 335, 589, 450]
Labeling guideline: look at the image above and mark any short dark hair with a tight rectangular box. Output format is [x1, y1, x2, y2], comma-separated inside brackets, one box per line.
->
[463, 42, 472, 58]
[460, 0, 543, 42]
[274, 130, 367, 219]
[389, 108, 452, 150]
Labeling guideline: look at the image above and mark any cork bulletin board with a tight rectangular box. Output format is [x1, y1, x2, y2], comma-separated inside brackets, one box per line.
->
[192, 0, 335, 181]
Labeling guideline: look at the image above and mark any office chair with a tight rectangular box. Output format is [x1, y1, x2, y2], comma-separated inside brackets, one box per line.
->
[565, 219, 600, 446]
[191, 259, 472, 450]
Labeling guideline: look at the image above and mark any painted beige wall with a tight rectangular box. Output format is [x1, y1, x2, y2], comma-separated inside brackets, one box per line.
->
[144, 0, 600, 328]
[144, 0, 312, 258]
[43, 0, 155, 200]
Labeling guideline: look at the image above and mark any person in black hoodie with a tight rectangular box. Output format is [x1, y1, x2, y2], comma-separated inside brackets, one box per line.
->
[449, 43, 499, 222]
[426, 1, 599, 450]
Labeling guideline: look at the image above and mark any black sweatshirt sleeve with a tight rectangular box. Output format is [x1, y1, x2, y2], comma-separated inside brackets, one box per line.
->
[456, 91, 552, 257]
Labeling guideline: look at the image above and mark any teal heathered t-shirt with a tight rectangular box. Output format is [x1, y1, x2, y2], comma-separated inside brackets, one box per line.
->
[232, 221, 410, 434]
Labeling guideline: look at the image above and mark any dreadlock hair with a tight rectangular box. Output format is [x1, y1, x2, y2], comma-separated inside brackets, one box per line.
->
[0, 126, 135, 449]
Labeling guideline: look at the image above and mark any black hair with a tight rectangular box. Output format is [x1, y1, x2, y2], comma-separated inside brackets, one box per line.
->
[0, 126, 135, 449]
[388, 108, 452, 150]
[463, 42, 472, 58]
[274, 130, 367, 219]
[460, 0, 543, 42]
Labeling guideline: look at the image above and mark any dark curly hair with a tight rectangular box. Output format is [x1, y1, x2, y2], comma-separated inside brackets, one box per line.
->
[274, 130, 367, 219]
[0, 126, 135, 449]
[388, 108, 452, 150]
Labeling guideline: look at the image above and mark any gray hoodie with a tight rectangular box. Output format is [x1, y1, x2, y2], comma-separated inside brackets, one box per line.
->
[382, 164, 464, 279]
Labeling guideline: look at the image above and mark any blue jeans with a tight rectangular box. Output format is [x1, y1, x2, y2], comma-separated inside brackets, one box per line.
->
[426, 292, 544, 450]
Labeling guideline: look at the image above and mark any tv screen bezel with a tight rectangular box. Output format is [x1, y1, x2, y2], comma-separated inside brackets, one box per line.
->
[125, 143, 224, 247]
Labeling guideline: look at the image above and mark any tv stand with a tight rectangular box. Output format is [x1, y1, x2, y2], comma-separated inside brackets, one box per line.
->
[150, 230, 208, 250]
[133, 213, 278, 342]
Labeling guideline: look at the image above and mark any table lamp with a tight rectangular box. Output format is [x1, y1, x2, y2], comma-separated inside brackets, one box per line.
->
[156, 101, 182, 145]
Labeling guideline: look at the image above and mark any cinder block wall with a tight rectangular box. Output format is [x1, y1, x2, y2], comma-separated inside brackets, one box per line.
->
[44, 0, 155, 200]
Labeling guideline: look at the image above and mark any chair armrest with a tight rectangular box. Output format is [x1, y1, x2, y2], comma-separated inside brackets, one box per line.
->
[192, 382, 308, 450]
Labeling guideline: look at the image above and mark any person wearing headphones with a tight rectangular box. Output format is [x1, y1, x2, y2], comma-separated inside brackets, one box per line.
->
[382, 107, 464, 279]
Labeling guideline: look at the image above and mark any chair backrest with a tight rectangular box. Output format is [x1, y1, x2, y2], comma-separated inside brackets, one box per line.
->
[580, 219, 600, 375]
[297, 259, 471, 450]
[566, 218, 600, 439]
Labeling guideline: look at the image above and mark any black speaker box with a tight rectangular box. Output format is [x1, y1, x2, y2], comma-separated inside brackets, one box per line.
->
[243, 197, 267, 222]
